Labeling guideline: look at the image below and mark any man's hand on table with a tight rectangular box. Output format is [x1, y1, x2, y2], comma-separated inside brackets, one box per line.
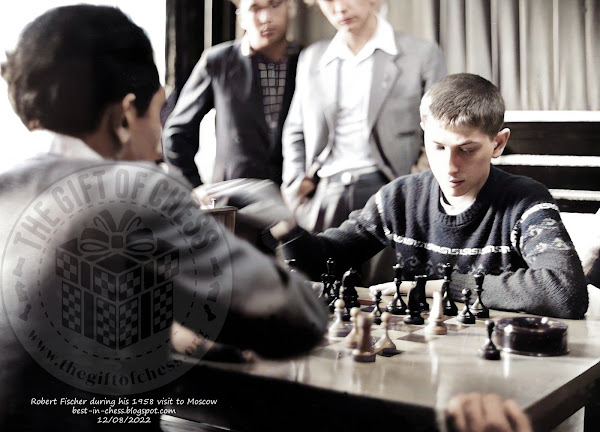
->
[447, 393, 532, 432]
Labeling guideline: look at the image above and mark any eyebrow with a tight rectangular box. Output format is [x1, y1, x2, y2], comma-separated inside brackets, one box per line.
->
[432, 140, 478, 147]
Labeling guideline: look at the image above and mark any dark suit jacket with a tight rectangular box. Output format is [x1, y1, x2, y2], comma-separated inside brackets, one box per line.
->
[163, 40, 300, 188]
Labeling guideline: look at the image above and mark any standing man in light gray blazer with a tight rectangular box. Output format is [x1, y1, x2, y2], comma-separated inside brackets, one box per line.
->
[282, 0, 446, 233]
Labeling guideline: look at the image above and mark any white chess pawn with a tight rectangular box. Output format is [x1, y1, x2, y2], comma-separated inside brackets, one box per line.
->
[329, 298, 351, 339]
[344, 307, 361, 348]
[352, 314, 376, 362]
[425, 290, 447, 335]
[373, 312, 396, 354]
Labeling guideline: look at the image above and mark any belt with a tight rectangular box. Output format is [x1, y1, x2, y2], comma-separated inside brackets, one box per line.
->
[324, 167, 382, 186]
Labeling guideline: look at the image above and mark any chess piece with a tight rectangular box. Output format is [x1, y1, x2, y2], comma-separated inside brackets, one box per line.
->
[371, 291, 383, 325]
[414, 274, 429, 312]
[456, 288, 476, 324]
[328, 280, 341, 313]
[352, 314, 376, 362]
[286, 258, 298, 272]
[441, 263, 458, 316]
[403, 281, 425, 325]
[342, 268, 361, 311]
[425, 291, 447, 335]
[374, 312, 396, 354]
[329, 299, 351, 338]
[344, 307, 361, 349]
[478, 320, 501, 360]
[320, 258, 336, 302]
[471, 272, 489, 319]
[386, 263, 407, 315]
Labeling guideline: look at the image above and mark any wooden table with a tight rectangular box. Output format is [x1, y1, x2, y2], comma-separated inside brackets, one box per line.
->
[167, 289, 600, 431]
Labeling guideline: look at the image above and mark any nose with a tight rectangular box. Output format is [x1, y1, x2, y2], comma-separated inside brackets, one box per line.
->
[447, 148, 460, 175]
[257, 8, 272, 23]
[333, 0, 347, 14]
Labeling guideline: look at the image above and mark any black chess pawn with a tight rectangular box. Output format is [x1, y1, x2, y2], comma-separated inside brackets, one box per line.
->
[403, 282, 425, 325]
[414, 274, 429, 312]
[342, 268, 361, 311]
[386, 264, 408, 315]
[471, 272, 489, 319]
[478, 320, 501, 360]
[456, 288, 476, 324]
[442, 263, 458, 316]
[371, 291, 383, 325]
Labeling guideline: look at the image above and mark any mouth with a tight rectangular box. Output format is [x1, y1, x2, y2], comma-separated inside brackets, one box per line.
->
[448, 179, 465, 188]
[260, 28, 275, 37]
[338, 17, 355, 26]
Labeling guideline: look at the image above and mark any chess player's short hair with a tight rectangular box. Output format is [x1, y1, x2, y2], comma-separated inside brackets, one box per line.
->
[420, 73, 505, 139]
[1, 5, 160, 135]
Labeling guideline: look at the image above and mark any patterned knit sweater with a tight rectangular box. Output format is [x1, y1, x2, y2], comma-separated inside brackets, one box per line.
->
[282, 166, 588, 319]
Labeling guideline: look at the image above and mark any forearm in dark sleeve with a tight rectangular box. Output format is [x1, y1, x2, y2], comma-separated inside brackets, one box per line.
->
[162, 54, 215, 187]
[281, 201, 388, 281]
[451, 209, 588, 319]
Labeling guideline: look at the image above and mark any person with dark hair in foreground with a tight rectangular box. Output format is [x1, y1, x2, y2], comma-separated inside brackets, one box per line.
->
[272, 73, 588, 319]
[0, 5, 327, 431]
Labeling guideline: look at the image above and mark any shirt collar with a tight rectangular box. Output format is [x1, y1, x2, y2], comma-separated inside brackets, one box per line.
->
[31, 130, 104, 160]
[320, 15, 398, 67]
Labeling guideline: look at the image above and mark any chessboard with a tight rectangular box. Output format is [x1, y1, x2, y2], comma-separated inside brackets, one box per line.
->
[312, 291, 495, 361]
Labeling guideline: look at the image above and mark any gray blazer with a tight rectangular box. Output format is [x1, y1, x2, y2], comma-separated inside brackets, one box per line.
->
[281, 32, 447, 208]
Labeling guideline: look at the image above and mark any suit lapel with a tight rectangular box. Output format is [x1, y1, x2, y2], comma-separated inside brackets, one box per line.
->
[317, 59, 340, 137]
[228, 46, 270, 142]
[367, 49, 400, 131]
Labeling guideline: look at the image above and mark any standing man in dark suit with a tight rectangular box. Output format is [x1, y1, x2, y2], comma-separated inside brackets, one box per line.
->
[163, 0, 299, 188]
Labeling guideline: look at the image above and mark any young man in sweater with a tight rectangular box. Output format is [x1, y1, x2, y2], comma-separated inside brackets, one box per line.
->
[272, 73, 588, 319]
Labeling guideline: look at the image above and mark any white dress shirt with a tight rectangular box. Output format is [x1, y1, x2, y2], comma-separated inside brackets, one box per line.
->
[318, 16, 398, 178]
[29, 129, 104, 160]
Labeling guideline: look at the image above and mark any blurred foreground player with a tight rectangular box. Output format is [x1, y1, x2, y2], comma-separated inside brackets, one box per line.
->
[272, 73, 588, 319]
[0, 5, 327, 431]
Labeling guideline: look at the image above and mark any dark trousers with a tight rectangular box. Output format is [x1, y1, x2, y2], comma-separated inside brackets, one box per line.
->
[305, 169, 388, 233]
[295, 168, 395, 286]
